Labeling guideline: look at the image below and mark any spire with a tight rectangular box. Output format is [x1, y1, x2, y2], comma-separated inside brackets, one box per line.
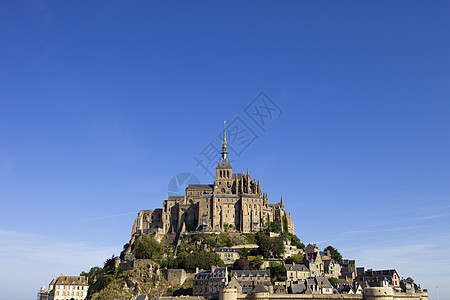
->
[221, 120, 227, 159]
[217, 121, 231, 169]
[257, 179, 261, 195]
[280, 196, 284, 209]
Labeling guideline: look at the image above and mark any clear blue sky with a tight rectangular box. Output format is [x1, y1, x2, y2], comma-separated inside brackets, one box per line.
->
[1, 1, 449, 299]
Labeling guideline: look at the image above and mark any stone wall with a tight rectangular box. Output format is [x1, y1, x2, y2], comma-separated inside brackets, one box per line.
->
[219, 287, 427, 300]
[165, 269, 187, 286]
[159, 296, 205, 300]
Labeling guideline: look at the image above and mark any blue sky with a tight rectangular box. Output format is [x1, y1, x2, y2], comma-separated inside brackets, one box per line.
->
[1, 1, 449, 299]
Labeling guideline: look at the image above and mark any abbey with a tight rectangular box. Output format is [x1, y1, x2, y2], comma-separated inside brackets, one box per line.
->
[131, 124, 294, 239]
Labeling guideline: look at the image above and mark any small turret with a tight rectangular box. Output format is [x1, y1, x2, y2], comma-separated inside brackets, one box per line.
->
[280, 196, 284, 209]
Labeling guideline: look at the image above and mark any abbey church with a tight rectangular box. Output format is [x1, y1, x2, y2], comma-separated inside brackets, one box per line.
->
[130, 124, 295, 241]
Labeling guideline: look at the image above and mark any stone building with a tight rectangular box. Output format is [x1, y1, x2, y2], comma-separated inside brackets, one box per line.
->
[129, 124, 295, 245]
[193, 266, 228, 298]
[284, 263, 310, 281]
[39, 275, 89, 300]
[215, 247, 240, 264]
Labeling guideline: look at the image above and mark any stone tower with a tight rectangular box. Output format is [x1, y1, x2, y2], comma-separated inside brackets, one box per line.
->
[215, 121, 233, 194]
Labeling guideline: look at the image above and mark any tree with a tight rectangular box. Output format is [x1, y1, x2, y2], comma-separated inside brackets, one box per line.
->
[282, 215, 289, 233]
[328, 277, 338, 285]
[256, 232, 271, 258]
[270, 237, 285, 258]
[256, 232, 285, 258]
[324, 246, 343, 264]
[290, 234, 305, 250]
[134, 234, 162, 259]
[233, 258, 250, 270]
[176, 251, 224, 270]
[249, 256, 263, 270]
[103, 255, 117, 274]
[285, 252, 304, 264]
[268, 222, 281, 233]
[269, 262, 287, 283]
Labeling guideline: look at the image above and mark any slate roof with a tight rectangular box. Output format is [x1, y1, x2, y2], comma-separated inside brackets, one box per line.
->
[187, 184, 214, 190]
[291, 281, 307, 294]
[251, 285, 268, 294]
[217, 157, 231, 169]
[316, 277, 333, 288]
[285, 263, 309, 272]
[231, 270, 270, 278]
[215, 247, 240, 253]
[195, 267, 227, 280]
[55, 275, 88, 286]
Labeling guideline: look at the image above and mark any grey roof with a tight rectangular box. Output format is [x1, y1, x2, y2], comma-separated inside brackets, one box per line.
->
[285, 263, 309, 272]
[136, 295, 148, 300]
[215, 194, 240, 198]
[217, 157, 231, 169]
[215, 247, 240, 252]
[188, 184, 214, 190]
[291, 282, 307, 294]
[316, 277, 333, 288]
[251, 285, 268, 294]
[231, 270, 270, 277]
[194, 267, 227, 279]
[273, 285, 287, 294]
[306, 278, 316, 286]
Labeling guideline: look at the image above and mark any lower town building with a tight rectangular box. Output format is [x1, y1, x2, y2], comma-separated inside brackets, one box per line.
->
[215, 247, 240, 264]
[193, 267, 228, 298]
[355, 269, 400, 288]
[228, 270, 271, 294]
[284, 263, 310, 281]
[38, 275, 89, 300]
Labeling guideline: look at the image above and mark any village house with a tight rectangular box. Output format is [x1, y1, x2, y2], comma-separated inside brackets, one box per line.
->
[215, 247, 240, 264]
[193, 266, 228, 298]
[284, 263, 310, 281]
[38, 275, 88, 300]
[228, 270, 271, 294]
[355, 269, 400, 288]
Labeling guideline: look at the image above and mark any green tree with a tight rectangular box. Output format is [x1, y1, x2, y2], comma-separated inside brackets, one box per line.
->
[256, 232, 271, 258]
[324, 245, 343, 264]
[328, 277, 338, 285]
[269, 262, 287, 283]
[270, 237, 285, 258]
[285, 252, 304, 264]
[249, 256, 263, 270]
[256, 232, 285, 258]
[134, 234, 162, 259]
[268, 222, 281, 233]
[217, 233, 234, 247]
[233, 258, 250, 270]
[282, 215, 289, 233]
[289, 234, 305, 250]
[176, 251, 224, 270]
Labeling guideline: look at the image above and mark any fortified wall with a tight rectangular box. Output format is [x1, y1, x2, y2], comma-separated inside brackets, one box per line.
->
[219, 287, 427, 300]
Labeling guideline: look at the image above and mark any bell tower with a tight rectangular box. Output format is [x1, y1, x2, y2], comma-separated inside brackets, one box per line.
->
[215, 121, 233, 194]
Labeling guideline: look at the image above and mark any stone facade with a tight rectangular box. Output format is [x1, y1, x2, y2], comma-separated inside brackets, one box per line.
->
[39, 275, 89, 300]
[194, 267, 228, 298]
[129, 125, 294, 246]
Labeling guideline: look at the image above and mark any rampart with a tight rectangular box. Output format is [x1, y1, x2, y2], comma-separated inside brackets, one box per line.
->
[218, 287, 427, 300]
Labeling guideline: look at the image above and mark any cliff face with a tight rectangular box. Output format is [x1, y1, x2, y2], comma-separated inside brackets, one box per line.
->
[87, 262, 169, 300]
